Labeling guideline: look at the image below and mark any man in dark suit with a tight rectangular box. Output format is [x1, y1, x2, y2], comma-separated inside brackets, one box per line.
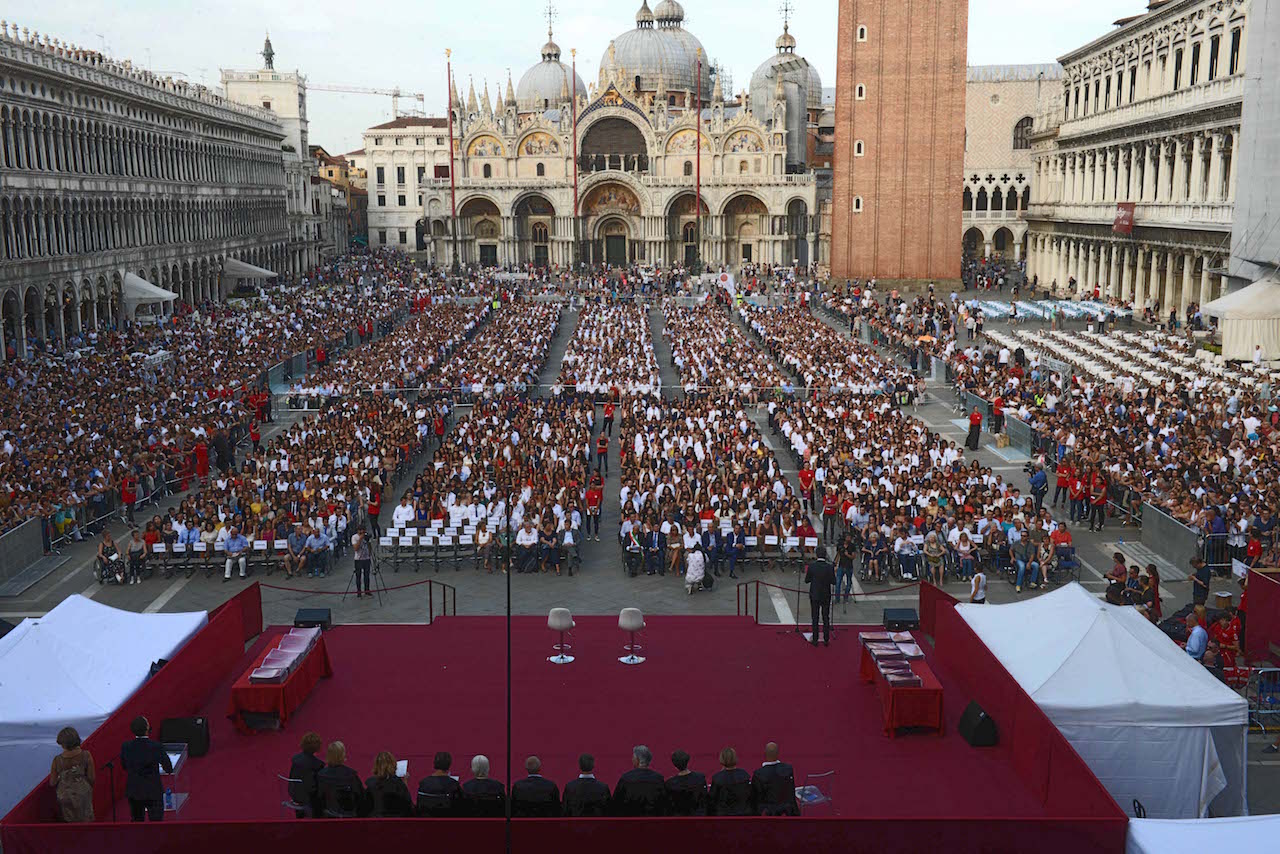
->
[461, 755, 506, 817]
[121, 716, 173, 822]
[612, 745, 668, 816]
[510, 756, 560, 817]
[750, 742, 800, 816]
[416, 751, 462, 816]
[287, 731, 326, 817]
[562, 753, 611, 817]
[725, 523, 746, 579]
[644, 524, 666, 576]
[664, 749, 708, 816]
[701, 528, 724, 577]
[804, 557, 836, 646]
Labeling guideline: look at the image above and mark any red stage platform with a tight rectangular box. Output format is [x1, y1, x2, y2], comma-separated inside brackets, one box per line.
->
[1, 586, 1127, 853]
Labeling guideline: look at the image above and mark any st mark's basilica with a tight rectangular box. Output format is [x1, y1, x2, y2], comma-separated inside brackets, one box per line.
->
[419, 1, 826, 270]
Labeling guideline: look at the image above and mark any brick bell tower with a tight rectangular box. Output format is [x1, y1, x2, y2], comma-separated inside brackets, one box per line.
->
[831, 0, 968, 286]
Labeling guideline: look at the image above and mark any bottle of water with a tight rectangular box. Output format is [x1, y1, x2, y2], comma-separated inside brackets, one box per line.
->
[164, 787, 174, 810]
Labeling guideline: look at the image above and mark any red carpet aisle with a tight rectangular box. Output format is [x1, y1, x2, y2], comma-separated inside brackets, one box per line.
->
[173, 617, 1042, 821]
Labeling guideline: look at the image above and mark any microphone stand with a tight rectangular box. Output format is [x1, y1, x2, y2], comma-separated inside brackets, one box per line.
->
[105, 759, 117, 822]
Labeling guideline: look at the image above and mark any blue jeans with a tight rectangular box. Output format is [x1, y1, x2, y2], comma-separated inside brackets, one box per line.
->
[897, 554, 918, 579]
[959, 556, 976, 579]
[836, 566, 854, 601]
[1015, 559, 1040, 587]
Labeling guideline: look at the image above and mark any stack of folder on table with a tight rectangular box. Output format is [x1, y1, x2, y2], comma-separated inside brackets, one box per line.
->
[249, 627, 322, 683]
[859, 631, 922, 687]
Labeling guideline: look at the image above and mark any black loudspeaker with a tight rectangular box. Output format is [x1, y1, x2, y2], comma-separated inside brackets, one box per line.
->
[148, 658, 169, 678]
[958, 701, 998, 747]
[883, 608, 920, 631]
[160, 716, 211, 757]
[294, 608, 332, 630]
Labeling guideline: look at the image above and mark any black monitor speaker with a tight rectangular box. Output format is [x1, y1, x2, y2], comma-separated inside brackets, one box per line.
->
[958, 701, 998, 747]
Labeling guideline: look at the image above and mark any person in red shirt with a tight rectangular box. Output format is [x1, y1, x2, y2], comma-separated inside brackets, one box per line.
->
[965, 406, 983, 451]
[367, 488, 383, 537]
[1088, 471, 1108, 533]
[584, 475, 604, 542]
[1208, 610, 1242, 669]
[797, 464, 815, 514]
[1053, 459, 1074, 508]
[595, 434, 609, 475]
[249, 421, 261, 454]
[992, 395, 1005, 435]
[602, 402, 615, 436]
[433, 415, 446, 448]
[821, 488, 841, 543]
[1068, 473, 1087, 524]
[120, 475, 138, 524]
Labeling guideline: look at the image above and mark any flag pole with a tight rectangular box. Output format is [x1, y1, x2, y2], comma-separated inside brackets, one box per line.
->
[446, 49, 459, 274]
[572, 48, 580, 270]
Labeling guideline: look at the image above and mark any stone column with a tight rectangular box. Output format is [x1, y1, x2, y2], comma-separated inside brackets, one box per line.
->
[1163, 250, 1176, 316]
[1109, 244, 1121, 298]
[1189, 133, 1205, 202]
[1152, 143, 1162, 204]
[1171, 136, 1187, 203]
[984, 240, 992, 259]
[1014, 240, 1022, 263]
[1127, 144, 1140, 201]
[1122, 245, 1134, 301]
[1134, 248, 1147, 307]
[1156, 140, 1172, 203]
[1180, 251, 1194, 321]
[1199, 257, 1213, 307]
[1085, 243, 1096, 292]
[1207, 131, 1225, 203]
[1227, 129, 1239, 203]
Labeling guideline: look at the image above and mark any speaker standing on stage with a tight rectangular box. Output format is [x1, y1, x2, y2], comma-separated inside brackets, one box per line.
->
[120, 716, 172, 822]
[804, 557, 835, 647]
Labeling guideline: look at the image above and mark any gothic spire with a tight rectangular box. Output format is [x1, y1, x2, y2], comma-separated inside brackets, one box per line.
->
[261, 31, 275, 70]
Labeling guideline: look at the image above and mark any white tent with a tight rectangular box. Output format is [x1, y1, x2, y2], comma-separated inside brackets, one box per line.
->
[122, 272, 178, 320]
[222, 257, 278, 279]
[1127, 815, 1280, 853]
[0, 596, 206, 817]
[956, 583, 1248, 819]
[1202, 276, 1280, 360]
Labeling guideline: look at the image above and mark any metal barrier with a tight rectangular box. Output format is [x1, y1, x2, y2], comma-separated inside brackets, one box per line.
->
[1139, 503, 1203, 570]
[0, 518, 47, 587]
[1005, 416, 1034, 455]
[426, 579, 457, 625]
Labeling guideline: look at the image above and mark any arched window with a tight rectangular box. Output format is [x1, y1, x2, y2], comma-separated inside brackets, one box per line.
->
[854, 140, 864, 157]
[739, 161, 749, 173]
[1012, 116, 1034, 150]
[682, 222, 697, 243]
[962, 187, 973, 211]
[855, 84, 866, 101]
[857, 25, 868, 42]
[536, 162, 545, 177]
[482, 164, 492, 178]
[683, 160, 693, 176]
[853, 196, 863, 213]
[976, 188, 988, 211]
[532, 222, 549, 243]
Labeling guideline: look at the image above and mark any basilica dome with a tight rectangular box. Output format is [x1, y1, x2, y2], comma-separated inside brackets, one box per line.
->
[516, 30, 587, 114]
[749, 23, 822, 116]
[607, 1, 713, 97]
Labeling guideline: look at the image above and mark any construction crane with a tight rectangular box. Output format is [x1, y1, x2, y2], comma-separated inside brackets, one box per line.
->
[309, 84, 426, 117]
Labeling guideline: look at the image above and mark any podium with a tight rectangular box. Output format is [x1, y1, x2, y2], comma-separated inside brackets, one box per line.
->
[161, 743, 190, 812]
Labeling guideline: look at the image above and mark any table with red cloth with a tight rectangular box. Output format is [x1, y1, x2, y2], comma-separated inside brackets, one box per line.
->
[859, 643, 944, 737]
[227, 634, 333, 734]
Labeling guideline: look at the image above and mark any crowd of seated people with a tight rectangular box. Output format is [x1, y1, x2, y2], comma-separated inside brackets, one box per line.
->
[1, 250, 428, 540]
[557, 301, 661, 397]
[432, 301, 560, 396]
[288, 736, 801, 818]
[615, 395, 804, 582]
[397, 396, 598, 575]
[661, 302, 790, 399]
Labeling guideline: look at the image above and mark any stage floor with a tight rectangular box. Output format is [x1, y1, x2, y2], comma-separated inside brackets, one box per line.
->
[168, 617, 1046, 821]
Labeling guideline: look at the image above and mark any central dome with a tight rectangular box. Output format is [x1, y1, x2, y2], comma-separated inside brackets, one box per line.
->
[516, 28, 588, 114]
[610, 1, 712, 96]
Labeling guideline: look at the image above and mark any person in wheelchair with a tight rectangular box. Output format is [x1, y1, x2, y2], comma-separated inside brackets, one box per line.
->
[861, 531, 890, 583]
[96, 531, 124, 584]
[892, 528, 920, 581]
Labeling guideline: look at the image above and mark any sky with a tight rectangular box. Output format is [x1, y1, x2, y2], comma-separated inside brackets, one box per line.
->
[21, 0, 1134, 154]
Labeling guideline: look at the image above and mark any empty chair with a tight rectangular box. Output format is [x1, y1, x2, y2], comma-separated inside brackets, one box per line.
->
[618, 607, 646, 665]
[278, 774, 308, 818]
[548, 607, 575, 665]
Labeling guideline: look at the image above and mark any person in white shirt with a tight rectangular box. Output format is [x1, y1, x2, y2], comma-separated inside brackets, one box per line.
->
[514, 520, 540, 573]
[391, 496, 416, 529]
[684, 544, 706, 595]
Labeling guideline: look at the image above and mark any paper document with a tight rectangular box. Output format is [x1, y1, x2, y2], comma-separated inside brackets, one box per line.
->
[396, 760, 408, 778]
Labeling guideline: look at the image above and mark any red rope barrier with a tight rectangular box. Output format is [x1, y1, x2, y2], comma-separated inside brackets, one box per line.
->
[258, 577, 445, 594]
[740, 579, 920, 599]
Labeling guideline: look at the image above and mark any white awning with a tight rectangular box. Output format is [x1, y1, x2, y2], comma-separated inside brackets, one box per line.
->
[222, 257, 278, 279]
[122, 272, 178, 309]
